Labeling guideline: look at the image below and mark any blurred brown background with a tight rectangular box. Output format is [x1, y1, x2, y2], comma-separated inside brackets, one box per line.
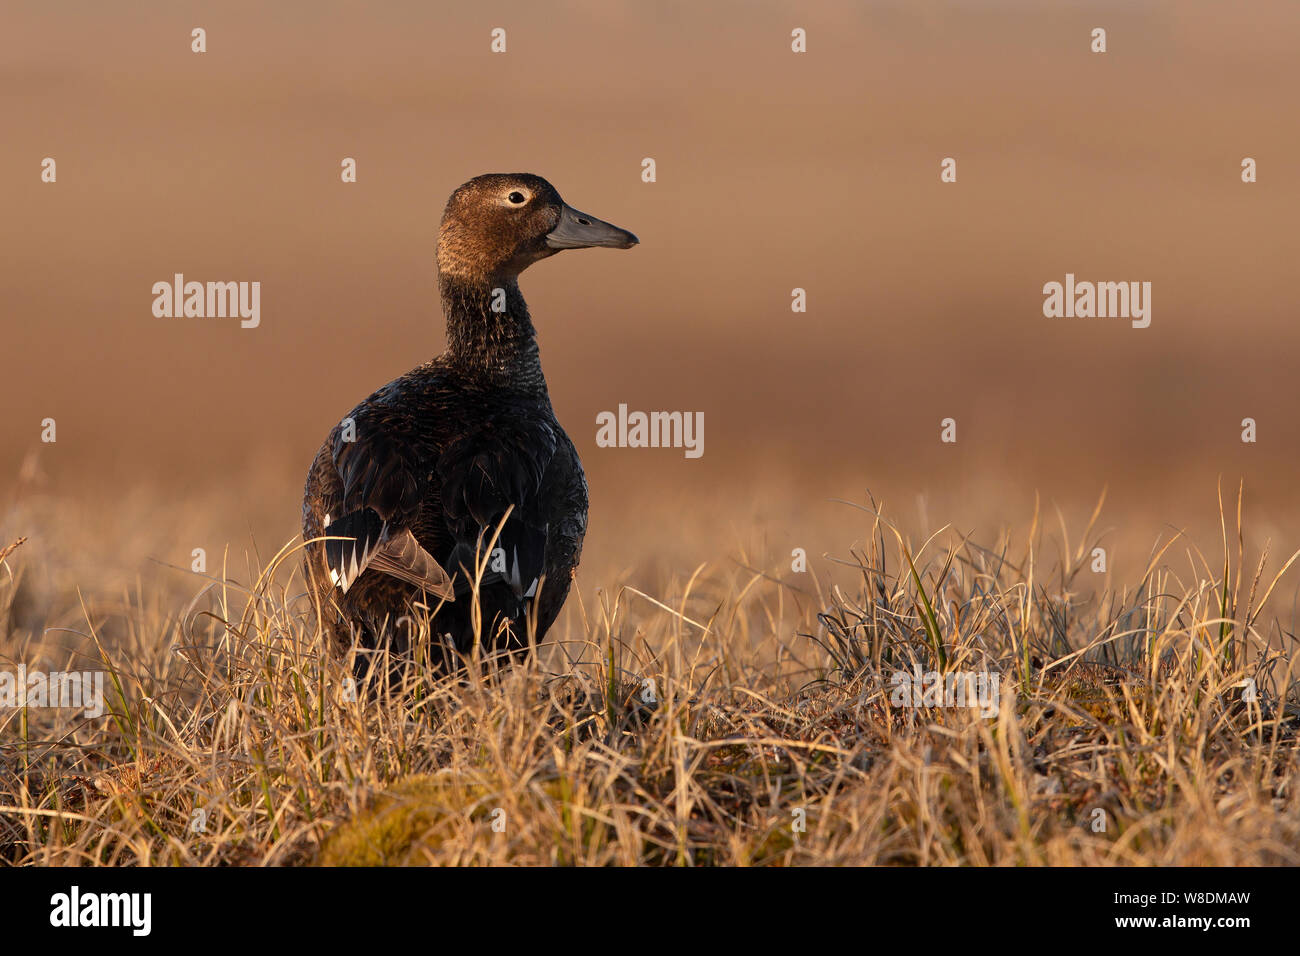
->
[3, 0, 1299, 599]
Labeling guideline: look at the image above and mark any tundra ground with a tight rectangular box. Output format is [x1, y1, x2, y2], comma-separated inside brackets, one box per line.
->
[1, 484, 1297, 866]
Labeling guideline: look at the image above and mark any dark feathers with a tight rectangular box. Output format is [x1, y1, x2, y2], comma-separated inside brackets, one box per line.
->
[302, 173, 634, 674]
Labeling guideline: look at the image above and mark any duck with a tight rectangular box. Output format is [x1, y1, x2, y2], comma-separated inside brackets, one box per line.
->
[301, 173, 637, 676]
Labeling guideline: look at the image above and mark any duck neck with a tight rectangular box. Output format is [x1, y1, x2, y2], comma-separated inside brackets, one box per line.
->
[440, 274, 546, 395]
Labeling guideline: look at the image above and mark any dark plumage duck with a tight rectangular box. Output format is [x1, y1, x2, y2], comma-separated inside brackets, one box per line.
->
[302, 173, 637, 674]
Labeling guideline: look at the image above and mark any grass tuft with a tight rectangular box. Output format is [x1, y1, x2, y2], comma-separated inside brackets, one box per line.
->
[2, 494, 1298, 865]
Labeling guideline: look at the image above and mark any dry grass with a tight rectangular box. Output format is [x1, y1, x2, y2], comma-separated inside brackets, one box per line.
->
[1, 485, 1298, 866]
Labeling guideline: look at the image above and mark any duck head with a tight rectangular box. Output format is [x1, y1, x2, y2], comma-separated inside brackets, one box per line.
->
[436, 173, 638, 283]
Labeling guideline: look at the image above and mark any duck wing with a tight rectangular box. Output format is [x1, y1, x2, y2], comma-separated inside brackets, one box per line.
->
[437, 421, 557, 601]
[324, 421, 455, 600]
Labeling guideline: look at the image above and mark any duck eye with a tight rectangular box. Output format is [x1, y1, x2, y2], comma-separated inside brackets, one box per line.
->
[507, 191, 527, 204]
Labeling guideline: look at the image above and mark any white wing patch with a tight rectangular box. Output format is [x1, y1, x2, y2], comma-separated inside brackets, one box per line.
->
[333, 535, 376, 594]
[505, 545, 539, 600]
